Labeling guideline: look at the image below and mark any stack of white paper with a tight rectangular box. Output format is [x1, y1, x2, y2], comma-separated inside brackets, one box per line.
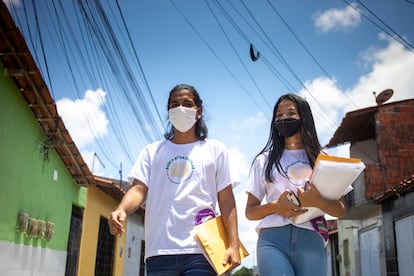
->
[294, 154, 365, 224]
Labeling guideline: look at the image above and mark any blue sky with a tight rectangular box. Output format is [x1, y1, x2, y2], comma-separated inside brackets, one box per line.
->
[5, 0, 414, 268]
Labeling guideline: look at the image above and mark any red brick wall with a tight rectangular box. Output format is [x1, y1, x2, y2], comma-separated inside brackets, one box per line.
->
[365, 99, 414, 198]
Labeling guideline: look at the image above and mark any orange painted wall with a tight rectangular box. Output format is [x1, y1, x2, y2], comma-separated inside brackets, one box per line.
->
[77, 186, 125, 275]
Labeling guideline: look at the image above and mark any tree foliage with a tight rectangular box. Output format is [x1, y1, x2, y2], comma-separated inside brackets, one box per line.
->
[233, 266, 253, 276]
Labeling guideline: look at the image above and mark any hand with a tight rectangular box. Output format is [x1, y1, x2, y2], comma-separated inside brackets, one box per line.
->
[108, 209, 126, 235]
[277, 190, 308, 219]
[297, 182, 322, 208]
[222, 246, 241, 271]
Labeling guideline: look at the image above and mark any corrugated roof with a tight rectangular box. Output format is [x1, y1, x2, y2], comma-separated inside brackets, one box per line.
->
[94, 176, 144, 216]
[373, 175, 414, 203]
[326, 99, 414, 202]
[94, 176, 128, 202]
[326, 100, 413, 148]
[325, 105, 378, 148]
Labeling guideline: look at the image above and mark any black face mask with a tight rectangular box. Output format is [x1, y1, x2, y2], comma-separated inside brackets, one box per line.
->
[275, 118, 301, 137]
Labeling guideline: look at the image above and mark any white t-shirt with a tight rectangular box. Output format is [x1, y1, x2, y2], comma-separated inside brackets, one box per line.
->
[128, 139, 240, 259]
[247, 149, 318, 233]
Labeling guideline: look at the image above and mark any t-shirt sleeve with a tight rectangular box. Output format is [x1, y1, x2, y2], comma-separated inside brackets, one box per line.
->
[127, 146, 151, 187]
[215, 141, 240, 192]
[246, 154, 266, 202]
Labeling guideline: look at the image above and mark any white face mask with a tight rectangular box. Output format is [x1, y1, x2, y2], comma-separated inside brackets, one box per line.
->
[168, 106, 198, 133]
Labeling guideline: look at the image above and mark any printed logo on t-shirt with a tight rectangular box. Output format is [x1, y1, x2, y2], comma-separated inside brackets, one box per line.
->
[284, 160, 311, 186]
[166, 155, 195, 184]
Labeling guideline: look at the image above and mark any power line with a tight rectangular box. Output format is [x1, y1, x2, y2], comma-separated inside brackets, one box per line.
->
[213, 0, 299, 95]
[343, 0, 414, 52]
[206, 0, 273, 112]
[168, 0, 268, 116]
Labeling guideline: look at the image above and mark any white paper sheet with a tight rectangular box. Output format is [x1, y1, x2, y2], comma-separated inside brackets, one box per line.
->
[294, 155, 365, 224]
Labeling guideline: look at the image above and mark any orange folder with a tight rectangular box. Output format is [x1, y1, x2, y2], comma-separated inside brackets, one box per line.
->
[194, 216, 249, 275]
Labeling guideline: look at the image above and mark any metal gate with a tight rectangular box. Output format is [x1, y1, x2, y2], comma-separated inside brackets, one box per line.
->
[395, 215, 414, 276]
[359, 227, 381, 276]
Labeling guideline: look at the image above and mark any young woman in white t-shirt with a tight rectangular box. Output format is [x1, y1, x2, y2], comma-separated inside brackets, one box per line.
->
[109, 84, 241, 275]
[245, 93, 347, 276]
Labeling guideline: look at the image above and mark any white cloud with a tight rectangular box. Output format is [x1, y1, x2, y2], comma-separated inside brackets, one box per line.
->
[298, 77, 347, 144]
[229, 146, 251, 181]
[313, 3, 361, 32]
[346, 35, 414, 111]
[228, 111, 268, 143]
[233, 186, 258, 268]
[56, 88, 109, 149]
[237, 111, 267, 130]
[298, 35, 414, 147]
[227, 145, 259, 267]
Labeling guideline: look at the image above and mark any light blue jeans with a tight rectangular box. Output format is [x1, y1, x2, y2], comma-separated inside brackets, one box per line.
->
[257, 224, 327, 276]
[145, 254, 216, 276]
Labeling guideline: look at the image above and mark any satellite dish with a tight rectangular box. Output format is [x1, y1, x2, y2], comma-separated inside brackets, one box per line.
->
[375, 89, 393, 105]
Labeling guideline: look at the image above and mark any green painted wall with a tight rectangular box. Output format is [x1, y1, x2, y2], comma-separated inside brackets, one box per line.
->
[0, 62, 86, 251]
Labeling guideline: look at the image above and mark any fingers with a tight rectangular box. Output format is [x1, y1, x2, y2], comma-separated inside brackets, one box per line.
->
[109, 220, 124, 235]
[287, 207, 308, 220]
[108, 211, 126, 235]
[222, 249, 241, 270]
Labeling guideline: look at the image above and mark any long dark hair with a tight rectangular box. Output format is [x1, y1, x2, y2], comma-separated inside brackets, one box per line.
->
[253, 93, 322, 182]
[164, 84, 208, 140]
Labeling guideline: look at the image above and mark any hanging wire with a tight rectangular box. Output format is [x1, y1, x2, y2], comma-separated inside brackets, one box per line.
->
[343, 0, 414, 52]
[403, 0, 414, 5]
[238, 0, 340, 132]
[212, 0, 298, 95]
[168, 0, 268, 115]
[205, 0, 273, 112]
[115, 0, 166, 133]
[11, 0, 166, 171]
[265, 0, 359, 110]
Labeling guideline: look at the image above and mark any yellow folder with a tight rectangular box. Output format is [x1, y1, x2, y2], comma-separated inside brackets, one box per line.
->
[294, 153, 365, 224]
[194, 216, 249, 275]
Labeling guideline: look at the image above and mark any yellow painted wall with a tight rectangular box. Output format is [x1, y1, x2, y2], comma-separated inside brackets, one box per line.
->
[77, 186, 125, 276]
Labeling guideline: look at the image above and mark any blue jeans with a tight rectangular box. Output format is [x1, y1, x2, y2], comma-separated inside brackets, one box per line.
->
[257, 225, 327, 276]
[145, 254, 216, 276]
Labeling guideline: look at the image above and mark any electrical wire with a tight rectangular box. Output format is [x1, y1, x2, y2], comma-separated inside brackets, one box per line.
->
[11, 0, 166, 171]
[238, 0, 340, 131]
[205, 0, 273, 112]
[115, 0, 166, 134]
[168, 0, 267, 115]
[343, 0, 414, 52]
[212, 0, 299, 96]
[265, 0, 359, 110]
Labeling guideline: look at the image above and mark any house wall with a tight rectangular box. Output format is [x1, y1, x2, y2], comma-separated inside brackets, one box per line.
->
[346, 140, 380, 219]
[338, 211, 385, 276]
[78, 186, 125, 275]
[338, 220, 357, 276]
[350, 139, 379, 165]
[365, 100, 414, 199]
[0, 62, 86, 275]
[124, 213, 145, 276]
[382, 186, 414, 274]
[339, 99, 414, 276]
[375, 100, 414, 275]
